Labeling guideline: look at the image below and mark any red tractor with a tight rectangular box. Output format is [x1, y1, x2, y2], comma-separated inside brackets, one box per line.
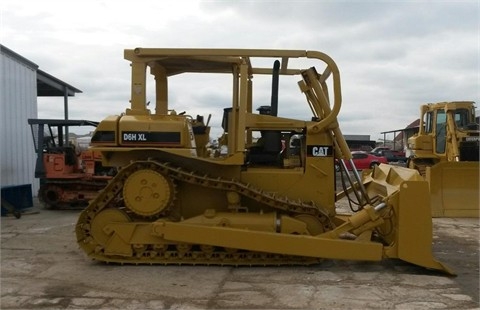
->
[28, 119, 115, 209]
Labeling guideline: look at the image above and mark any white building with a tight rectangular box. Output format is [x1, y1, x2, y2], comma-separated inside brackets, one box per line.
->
[0, 45, 81, 199]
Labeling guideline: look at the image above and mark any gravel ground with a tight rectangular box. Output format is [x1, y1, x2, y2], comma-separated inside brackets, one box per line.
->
[1, 198, 479, 309]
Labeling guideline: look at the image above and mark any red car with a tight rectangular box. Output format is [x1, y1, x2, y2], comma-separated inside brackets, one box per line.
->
[336, 151, 388, 171]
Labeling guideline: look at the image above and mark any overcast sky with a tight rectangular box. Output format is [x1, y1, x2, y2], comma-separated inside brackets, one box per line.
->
[2, 0, 478, 141]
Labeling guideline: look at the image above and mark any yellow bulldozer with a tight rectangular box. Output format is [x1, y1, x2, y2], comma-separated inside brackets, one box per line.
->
[76, 48, 453, 275]
[407, 101, 479, 217]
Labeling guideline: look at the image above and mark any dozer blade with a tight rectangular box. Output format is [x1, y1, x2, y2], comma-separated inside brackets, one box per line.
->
[393, 180, 455, 275]
[362, 164, 455, 275]
[426, 162, 479, 217]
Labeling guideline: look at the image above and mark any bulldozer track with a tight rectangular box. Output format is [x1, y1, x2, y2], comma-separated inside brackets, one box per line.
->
[410, 158, 432, 177]
[39, 180, 109, 210]
[76, 159, 333, 265]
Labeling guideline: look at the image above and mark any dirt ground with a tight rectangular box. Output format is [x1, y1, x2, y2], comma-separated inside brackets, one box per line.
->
[1, 200, 479, 309]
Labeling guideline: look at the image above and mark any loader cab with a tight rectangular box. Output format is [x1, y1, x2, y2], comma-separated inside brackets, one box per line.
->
[411, 102, 479, 163]
[421, 107, 450, 154]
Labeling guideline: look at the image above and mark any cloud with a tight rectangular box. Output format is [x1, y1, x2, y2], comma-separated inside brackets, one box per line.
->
[2, 0, 478, 141]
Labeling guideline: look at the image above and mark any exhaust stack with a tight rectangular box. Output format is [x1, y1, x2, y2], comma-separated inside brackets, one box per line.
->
[270, 60, 280, 117]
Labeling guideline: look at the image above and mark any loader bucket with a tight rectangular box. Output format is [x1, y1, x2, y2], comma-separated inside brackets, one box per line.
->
[363, 165, 455, 275]
[426, 162, 479, 217]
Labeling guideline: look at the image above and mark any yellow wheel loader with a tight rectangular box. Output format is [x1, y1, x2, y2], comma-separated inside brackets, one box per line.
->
[76, 48, 453, 275]
[407, 102, 479, 217]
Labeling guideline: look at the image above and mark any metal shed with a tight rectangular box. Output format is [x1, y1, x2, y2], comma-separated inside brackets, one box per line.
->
[0, 45, 81, 198]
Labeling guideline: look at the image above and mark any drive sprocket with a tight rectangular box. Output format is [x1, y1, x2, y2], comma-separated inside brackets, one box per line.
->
[122, 169, 174, 217]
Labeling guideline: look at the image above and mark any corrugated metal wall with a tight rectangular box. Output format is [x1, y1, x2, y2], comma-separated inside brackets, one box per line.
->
[1, 49, 39, 195]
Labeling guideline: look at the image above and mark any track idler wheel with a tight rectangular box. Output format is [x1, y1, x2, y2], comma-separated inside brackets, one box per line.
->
[90, 208, 131, 247]
[123, 169, 174, 217]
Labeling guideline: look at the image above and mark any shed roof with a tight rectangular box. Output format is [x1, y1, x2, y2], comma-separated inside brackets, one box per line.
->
[1, 44, 82, 97]
[37, 69, 82, 96]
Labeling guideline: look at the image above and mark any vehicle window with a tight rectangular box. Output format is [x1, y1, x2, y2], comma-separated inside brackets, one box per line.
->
[425, 112, 433, 133]
[454, 109, 469, 128]
[435, 110, 446, 154]
[353, 153, 367, 159]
